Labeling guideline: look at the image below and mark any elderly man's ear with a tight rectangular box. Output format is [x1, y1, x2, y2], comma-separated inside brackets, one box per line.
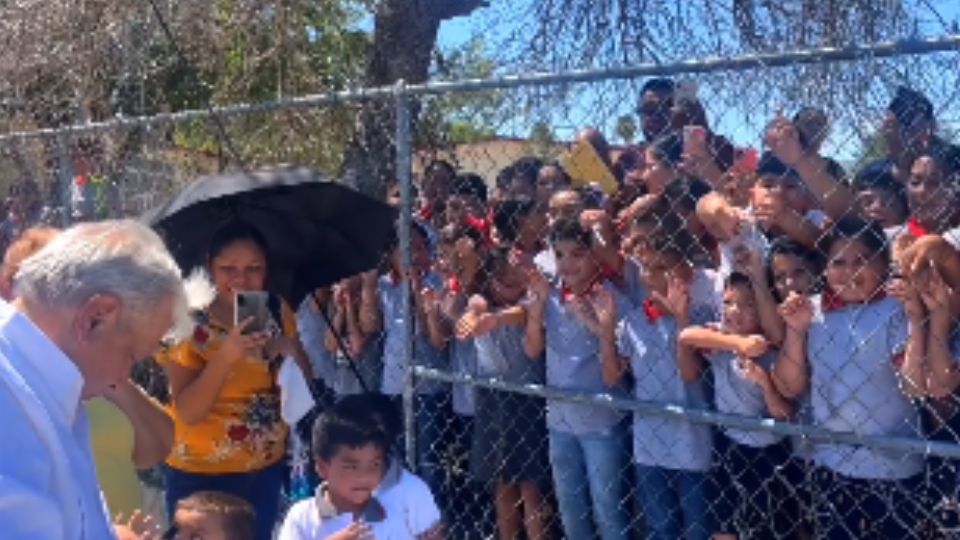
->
[75, 294, 122, 340]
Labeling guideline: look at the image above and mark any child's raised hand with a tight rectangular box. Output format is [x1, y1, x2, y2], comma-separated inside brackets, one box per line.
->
[456, 295, 492, 339]
[739, 356, 772, 388]
[328, 521, 374, 540]
[114, 511, 160, 540]
[732, 244, 763, 279]
[886, 276, 925, 322]
[524, 267, 551, 304]
[764, 115, 804, 166]
[591, 288, 618, 329]
[654, 273, 690, 321]
[737, 334, 770, 358]
[918, 262, 953, 314]
[777, 292, 813, 331]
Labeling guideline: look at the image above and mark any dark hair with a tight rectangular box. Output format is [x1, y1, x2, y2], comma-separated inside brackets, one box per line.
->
[439, 222, 484, 247]
[888, 86, 934, 125]
[816, 217, 889, 269]
[509, 157, 545, 190]
[642, 78, 676, 96]
[207, 221, 269, 263]
[648, 227, 696, 265]
[756, 152, 802, 184]
[335, 393, 402, 450]
[915, 140, 960, 185]
[649, 132, 684, 169]
[425, 159, 457, 180]
[549, 218, 591, 248]
[484, 246, 512, 281]
[453, 173, 488, 203]
[496, 165, 515, 190]
[493, 198, 537, 244]
[312, 406, 389, 462]
[662, 177, 712, 216]
[852, 160, 908, 216]
[176, 491, 255, 540]
[385, 219, 430, 252]
[540, 161, 573, 185]
[725, 271, 753, 291]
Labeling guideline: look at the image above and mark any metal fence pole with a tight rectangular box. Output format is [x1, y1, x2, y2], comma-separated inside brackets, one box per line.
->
[394, 79, 417, 469]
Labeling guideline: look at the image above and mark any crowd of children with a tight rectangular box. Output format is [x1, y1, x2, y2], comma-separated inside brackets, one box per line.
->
[289, 79, 960, 540]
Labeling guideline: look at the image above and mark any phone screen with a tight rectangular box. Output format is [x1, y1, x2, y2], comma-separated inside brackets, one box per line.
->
[235, 291, 269, 334]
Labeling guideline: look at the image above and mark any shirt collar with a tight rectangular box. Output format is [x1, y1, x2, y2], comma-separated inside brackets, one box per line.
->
[315, 483, 386, 523]
[0, 301, 84, 424]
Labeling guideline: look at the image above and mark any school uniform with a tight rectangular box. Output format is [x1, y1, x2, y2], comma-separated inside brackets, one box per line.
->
[278, 481, 434, 540]
[471, 324, 549, 486]
[806, 295, 924, 539]
[377, 273, 452, 517]
[615, 303, 714, 540]
[707, 350, 790, 537]
[543, 282, 632, 540]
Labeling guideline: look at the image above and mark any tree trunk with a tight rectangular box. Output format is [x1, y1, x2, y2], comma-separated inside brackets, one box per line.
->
[342, 0, 485, 198]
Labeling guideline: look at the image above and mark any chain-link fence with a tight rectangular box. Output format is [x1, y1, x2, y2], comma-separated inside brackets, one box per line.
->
[2, 25, 960, 539]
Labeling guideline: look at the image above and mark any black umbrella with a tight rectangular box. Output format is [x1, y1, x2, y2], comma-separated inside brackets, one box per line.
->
[148, 166, 397, 308]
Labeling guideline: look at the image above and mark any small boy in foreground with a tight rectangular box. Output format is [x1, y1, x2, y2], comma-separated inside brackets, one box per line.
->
[162, 491, 255, 540]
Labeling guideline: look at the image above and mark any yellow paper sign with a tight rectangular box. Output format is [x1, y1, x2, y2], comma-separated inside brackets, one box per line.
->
[561, 139, 619, 195]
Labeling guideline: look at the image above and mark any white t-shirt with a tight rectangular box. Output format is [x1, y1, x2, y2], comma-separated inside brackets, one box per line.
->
[375, 465, 442, 537]
[278, 478, 439, 540]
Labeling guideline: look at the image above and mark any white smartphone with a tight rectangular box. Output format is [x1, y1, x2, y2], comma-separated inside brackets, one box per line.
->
[235, 291, 270, 334]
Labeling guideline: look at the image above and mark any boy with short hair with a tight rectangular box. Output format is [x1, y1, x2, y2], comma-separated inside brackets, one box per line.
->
[279, 402, 442, 540]
[165, 491, 255, 540]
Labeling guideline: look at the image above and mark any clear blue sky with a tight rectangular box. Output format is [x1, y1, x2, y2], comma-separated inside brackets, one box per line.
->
[430, 2, 960, 163]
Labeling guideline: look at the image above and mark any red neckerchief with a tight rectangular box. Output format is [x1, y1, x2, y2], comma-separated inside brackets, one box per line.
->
[447, 276, 461, 295]
[822, 288, 887, 313]
[388, 269, 402, 286]
[906, 217, 929, 238]
[642, 297, 665, 323]
[419, 205, 433, 222]
[560, 274, 604, 304]
[464, 214, 492, 244]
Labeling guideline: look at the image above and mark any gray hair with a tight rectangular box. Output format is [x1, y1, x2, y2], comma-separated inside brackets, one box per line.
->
[14, 219, 191, 340]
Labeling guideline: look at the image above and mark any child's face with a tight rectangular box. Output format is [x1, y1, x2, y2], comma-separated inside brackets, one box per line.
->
[721, 282, 760, 335]
[627, 222, 655, 266]
[554, 239, 599, 289]
[908, 156, 957, 230]
[770, 253, 816, 300]
[490, 264, 527, 305]
[547, 191, 584, 228]
[317, 443, 387, 510]
[172, 509, 228, 540]
[640, 250, 690, 296]
[825, 238, 886, 303]
[518, 211, 548, 247]
[854, 187, 906, 228]
[392, 230, 431, 278]
[642, 148, 673, 194]
[752, 174, 812, 215]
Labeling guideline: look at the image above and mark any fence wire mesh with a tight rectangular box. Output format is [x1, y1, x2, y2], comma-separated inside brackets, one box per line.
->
[1, 22, 960, 539]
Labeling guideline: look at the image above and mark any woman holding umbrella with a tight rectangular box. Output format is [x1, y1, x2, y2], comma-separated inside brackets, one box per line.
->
[163, 221, 310, 540]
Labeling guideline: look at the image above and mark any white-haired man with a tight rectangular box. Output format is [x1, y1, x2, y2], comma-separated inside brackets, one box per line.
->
[0, 219, 189, 540]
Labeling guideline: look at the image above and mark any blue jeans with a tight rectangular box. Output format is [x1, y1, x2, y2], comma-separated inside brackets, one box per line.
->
[635, 464, 710, 540]
[164, 462, 285, 540]
[549, 428, 631, 540]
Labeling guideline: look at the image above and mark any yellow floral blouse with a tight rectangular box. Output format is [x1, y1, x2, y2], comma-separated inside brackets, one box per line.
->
[164, 304, 297, 474]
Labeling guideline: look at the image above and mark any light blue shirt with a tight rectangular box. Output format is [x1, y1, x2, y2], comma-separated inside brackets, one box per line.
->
[379, 274, 449, 396]
[543, 283, 630, 435]
[807, 296, 922, 480]
[709, 350, 784, 448]
[0, 301, 116, 539]
[617, 309, 713, 471]
[447, 296, 476, 416]
[296, 301, 336, 384]
[475, 324, 544, 384]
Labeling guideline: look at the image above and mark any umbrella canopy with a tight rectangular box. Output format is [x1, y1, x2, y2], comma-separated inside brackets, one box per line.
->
[149, 167, 397, 307]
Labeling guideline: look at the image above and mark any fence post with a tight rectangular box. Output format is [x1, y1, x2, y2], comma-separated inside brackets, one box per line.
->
[394, 79, 417, 469]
